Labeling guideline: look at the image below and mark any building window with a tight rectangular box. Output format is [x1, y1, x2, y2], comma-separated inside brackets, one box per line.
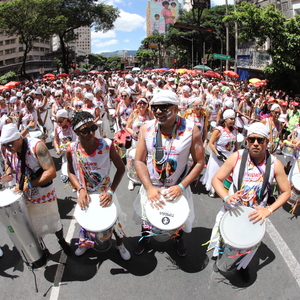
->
[5, 48, 16, 54]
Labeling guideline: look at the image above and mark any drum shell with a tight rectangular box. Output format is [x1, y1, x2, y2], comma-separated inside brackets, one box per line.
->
[126, 148, 141, 184]
[86, 227, 114, 252]
[282, 143, 294, 157]
[287, 186, 300, 205]
[0, 191, 46, 268]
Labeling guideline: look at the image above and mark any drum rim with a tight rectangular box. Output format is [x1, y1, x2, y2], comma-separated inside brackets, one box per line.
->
[145, 194, 190, 231]
[220, 206, 266, 249]
[292, 173, 300, 191]
[74, 193, 117, 232]
[0, 189, 23, 207]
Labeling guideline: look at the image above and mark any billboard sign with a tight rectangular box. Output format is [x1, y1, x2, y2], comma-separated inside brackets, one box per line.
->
[149, 0, 181, 35]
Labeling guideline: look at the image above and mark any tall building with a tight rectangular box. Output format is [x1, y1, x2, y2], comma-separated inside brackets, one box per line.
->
[73, 26, 91, 56]
[0, 29, 53, 79]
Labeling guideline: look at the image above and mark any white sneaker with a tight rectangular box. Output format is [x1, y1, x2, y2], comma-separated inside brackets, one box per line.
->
[0, 247, 3, 257]
[128, 180, 134, 191]
[116, 244, 131, 260]
[75, 247, 88, 256]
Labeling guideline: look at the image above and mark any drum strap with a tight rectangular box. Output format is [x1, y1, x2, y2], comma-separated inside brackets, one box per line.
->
[235, 150, 271, 204]
[155, 125, 166, 185]
[19, 139, 28, 191]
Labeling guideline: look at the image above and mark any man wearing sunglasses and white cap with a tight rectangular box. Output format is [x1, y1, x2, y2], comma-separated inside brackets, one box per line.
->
[208, 122, 290, 282]
[66, 111, 131, 259]
[134, 90, 205, 256]
[0, 123, 72, 256]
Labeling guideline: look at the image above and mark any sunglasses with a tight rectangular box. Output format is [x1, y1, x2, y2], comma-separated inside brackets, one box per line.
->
[121, 94, 128, 98]
[2, 142, 13, 149]
[137, 102, 147, 105]
[25, 100, 33, 104]
[247, 136, 266, 144]
[56, 118, 66, 124]
[55, 95, 61, 98]
[272, 111, 280, 115]
[75, 105, 82, 108]
[151, 104, 173, 112]
[78, 124, 98, 135]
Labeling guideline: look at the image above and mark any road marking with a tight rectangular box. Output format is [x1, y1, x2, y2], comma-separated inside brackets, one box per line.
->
[266, 218, 300, 288]
[49, 217, 77, 300]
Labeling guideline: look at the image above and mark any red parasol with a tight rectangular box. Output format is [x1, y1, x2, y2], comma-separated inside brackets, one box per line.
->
[223, 70, 239, 78]
[57, 73, 69, 78]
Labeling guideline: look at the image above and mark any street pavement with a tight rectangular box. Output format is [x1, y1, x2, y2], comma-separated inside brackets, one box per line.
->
[1, 138, 300, 300]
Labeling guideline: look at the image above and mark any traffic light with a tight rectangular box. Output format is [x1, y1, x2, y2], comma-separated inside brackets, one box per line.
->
[144, 42, 149, 49]
[174, 59, 177, 63]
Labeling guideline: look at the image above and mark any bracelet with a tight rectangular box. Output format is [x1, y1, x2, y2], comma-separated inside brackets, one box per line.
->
[27, 126, 31, 130]
[267, 207, 273, 214]
[107, 190, 114, 196]
[78, 187, 85, 192]
[28, 181, 33, 189]
[223, 195, 229, 202]
[178, 183, 185, 191]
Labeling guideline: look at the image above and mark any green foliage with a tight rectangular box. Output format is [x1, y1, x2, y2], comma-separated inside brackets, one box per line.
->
[0, 71, 17, 85]
[226, 1, 300, 93]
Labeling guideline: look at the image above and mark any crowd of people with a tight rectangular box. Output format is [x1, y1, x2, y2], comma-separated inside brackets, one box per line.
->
[0, 69, 298, 282]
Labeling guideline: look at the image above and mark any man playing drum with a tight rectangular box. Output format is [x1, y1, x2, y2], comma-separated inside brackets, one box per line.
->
[208, 122, 290, 282]
[0, 123, 72, 256]
[66, 111, 130, 260]
[134, 90, 205, 256]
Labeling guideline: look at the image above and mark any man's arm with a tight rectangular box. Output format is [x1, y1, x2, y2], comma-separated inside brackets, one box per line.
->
[32, 141, 56, 187]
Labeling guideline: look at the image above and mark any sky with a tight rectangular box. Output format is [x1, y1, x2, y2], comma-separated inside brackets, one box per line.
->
[91, 0, 234, 55]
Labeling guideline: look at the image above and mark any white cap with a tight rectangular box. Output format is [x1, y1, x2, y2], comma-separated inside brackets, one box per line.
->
[16, 92, 22, 97]
[35, 87, 42, 95]
[55, 90, 63, 96]
[84, 92, 94, 102]
[151, 90, 179, 105]
[56, 109, 69, 119]
[0, 123, 21, 144]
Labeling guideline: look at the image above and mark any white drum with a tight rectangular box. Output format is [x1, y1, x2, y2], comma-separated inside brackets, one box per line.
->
[97, 120, 103, 135]
[282, 140, 294, 157]
[126, 148, 141, 184]
[74, 193, 117, 252]
[145, 194, 190, 242]
[28, 129, 43, 140]
[217, 206, 265, 272]
[288, 173, 300, 206]
[0, 189, 47, 268]
[210, 121, 216, 131]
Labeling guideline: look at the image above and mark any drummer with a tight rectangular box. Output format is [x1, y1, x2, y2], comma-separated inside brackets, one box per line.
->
[133, 90, 205, 256]
[0, 123, 72, 256]
[208, 122, 290, 282]
[66, 111, 131, 260]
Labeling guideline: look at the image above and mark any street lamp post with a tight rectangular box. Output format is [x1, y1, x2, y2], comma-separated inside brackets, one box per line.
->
[180, 36, 194, 69]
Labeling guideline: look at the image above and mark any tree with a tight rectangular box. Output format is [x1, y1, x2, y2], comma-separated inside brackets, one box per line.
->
[55, 0, 119, 73]
[225, 2, 300, 93]
[0, 0, 66, 79]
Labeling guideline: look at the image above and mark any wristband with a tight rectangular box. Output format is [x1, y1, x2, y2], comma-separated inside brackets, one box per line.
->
[178, 183, 185, 191]
[223, 195, 229, 202]
[27, 126, 31, 130]
[267, 207, 273, 214]
[107, 190, 114, 196]
[28, 181, 33, 189]
[78, 187, 85, 192]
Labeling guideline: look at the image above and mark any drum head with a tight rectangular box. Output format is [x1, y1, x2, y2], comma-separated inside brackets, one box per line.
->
[145, 194, 190, 231]
[210, 121, 216, 129]
[0, 189, 22, 206]
[74, 193, 117, 232]
[292, 173, 300, 191]
[220, 206, 265, 249]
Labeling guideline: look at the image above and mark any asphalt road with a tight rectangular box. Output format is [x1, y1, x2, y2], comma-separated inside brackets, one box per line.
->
[0, 138, 300, 300]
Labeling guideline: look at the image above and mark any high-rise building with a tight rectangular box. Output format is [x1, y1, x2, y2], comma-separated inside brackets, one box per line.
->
[0, 30, 53, 79]
[73, 26, 91, 56]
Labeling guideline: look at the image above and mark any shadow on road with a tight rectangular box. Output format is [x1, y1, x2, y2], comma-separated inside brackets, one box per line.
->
[43, 226, 211, 283]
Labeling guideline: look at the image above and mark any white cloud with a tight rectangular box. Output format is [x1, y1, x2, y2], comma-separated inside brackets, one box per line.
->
[123, 39, 130, 43]
[91, 30, 116, 40]
[114, 9, 145, 32]
[93, 39, 118, 48]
